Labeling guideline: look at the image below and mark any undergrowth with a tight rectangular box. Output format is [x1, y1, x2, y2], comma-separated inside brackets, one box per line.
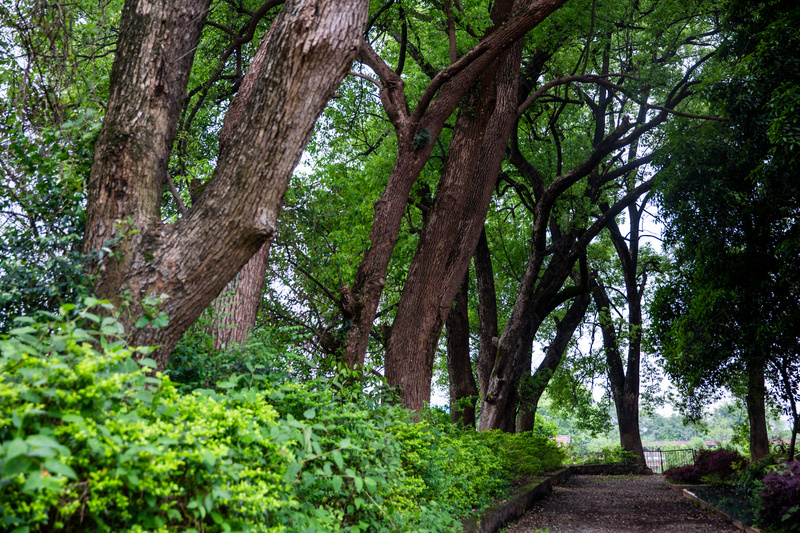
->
[0, 300, 565, 532]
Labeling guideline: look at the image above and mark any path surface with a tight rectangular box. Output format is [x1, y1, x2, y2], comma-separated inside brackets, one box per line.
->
[504, 475, 740, 533]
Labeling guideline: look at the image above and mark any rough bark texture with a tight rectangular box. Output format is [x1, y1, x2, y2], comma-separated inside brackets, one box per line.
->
[746, 359, 770, 461]
[208, 26, 275, 350]
[343, 0, 570, 371]
[475, 228, 499, 397]
[446, 273, 478, 427]
[209, 242, 271, 349]
[516, 291, 590, 433]
[84, 0, 370, 368]
[384, 73, 497, 411]
[383, 0, 530, 411]
[84, 0, 212, 282]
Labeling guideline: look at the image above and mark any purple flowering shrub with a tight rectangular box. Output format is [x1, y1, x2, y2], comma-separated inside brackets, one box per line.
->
[695, 449, 748, 481]
[663, 464, 704, 484]
[759, 461, 800, 532]
[663, 449, 747, 484]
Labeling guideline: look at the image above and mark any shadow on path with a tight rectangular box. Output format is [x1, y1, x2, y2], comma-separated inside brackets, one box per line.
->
[503, 475, 740, 533]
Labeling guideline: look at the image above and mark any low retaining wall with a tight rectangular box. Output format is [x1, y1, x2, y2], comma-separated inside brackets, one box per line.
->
[683, 489, 762, 533]
[462, 468, 571, 533]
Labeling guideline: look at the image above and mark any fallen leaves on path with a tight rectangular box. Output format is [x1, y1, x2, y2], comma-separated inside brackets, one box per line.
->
[503, 475, 740, 533]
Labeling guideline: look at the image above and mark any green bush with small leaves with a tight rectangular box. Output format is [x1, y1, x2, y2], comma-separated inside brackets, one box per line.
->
[0, 304, 294, 533]
[1, 301, 567, 532]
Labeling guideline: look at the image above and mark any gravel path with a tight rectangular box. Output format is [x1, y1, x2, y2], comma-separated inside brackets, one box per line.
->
[503, 475, 740, 533]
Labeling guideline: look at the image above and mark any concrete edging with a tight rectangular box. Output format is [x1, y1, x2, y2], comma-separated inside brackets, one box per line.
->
[683, 489, 762, 533]
[462, 468, 571, 533]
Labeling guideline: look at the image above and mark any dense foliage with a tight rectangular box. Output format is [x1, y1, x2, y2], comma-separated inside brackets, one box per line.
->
[0, 302, 565, 532]
[651, 0, 800, 446]
[759, 461, 800, 532]
[663, 449, 747, 485]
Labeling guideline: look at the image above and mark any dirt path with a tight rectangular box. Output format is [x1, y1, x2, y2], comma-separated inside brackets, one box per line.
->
[503, 475, 740, 533]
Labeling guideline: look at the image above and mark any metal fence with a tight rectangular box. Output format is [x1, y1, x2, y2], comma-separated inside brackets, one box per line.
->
[644, 448, 697, 474]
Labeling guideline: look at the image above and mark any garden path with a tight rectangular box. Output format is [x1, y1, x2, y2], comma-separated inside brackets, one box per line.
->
[504, 474, 740, 532]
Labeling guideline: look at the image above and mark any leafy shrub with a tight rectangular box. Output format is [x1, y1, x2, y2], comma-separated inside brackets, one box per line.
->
[695, 448, 747, 483]
[167, 320, 314, 393]
[758, 460, 800, 532]
[0, 304, 294, 532]
[663, 464, 704, 484]
[732, 454, 780, 498]
[663, 448, 747, 484]
[479, 431, 567, 478]
[1, 302, 549, 533]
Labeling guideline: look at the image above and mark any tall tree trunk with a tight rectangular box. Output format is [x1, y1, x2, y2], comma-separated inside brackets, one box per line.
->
[746, 358, 770, 460]
[592, 281, 646, 465]
[475, 227, 499, 397]
[446, 273, 478, 427]
[342, 0, 570, 370]
[385, 71, 499, 411]
[84, 0, 212, 284]
[517, 291, 590, 432]
[84, 0, 370, 368]
[385, 15, 527, 410]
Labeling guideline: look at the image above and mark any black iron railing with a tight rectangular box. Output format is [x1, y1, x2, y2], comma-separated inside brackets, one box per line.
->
[644, 448, 697, 474]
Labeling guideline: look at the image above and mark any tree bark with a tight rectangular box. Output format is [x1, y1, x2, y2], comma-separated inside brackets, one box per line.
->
[746, 358, 770, 461]
[84, 0, 212, 283]
[475, 228, 499, 397]
[208, 24, 277, 350]
[517, 291, 590, 432]
[84, 0, 370, 368]
[446, 273, 478, 427]
[209, 243, 270, 349]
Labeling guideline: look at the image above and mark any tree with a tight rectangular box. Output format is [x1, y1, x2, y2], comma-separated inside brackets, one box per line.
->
[474, 0, 723, 430]
[0, 0, 118, 330]
[81, 0, 371, 369]
[652, 0, 800, 461]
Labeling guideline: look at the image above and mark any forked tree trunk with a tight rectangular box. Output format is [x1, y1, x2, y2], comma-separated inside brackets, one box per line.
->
[384, 4, 526, 411]
[342, 0, 570, 371]
[445, 273, 478, 427]
[516, 291, 590, 432]
[84, 0, 370, 368]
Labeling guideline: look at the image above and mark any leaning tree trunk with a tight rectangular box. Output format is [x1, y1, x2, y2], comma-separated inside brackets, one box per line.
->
[384, 11, 526, 411]
[342, 0, 570, 371]
[207, 26, 276, 350]
[445, 273, 478, 427]
[83, 0, 370, 369]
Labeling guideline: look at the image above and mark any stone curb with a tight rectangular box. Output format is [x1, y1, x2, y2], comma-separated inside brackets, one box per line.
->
[461, 467, 571, 533]
[683, 489, 762, 533]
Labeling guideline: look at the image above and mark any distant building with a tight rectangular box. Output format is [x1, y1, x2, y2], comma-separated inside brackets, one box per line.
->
[554, 435, 572, 446]
[642, 440, 719, 449]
